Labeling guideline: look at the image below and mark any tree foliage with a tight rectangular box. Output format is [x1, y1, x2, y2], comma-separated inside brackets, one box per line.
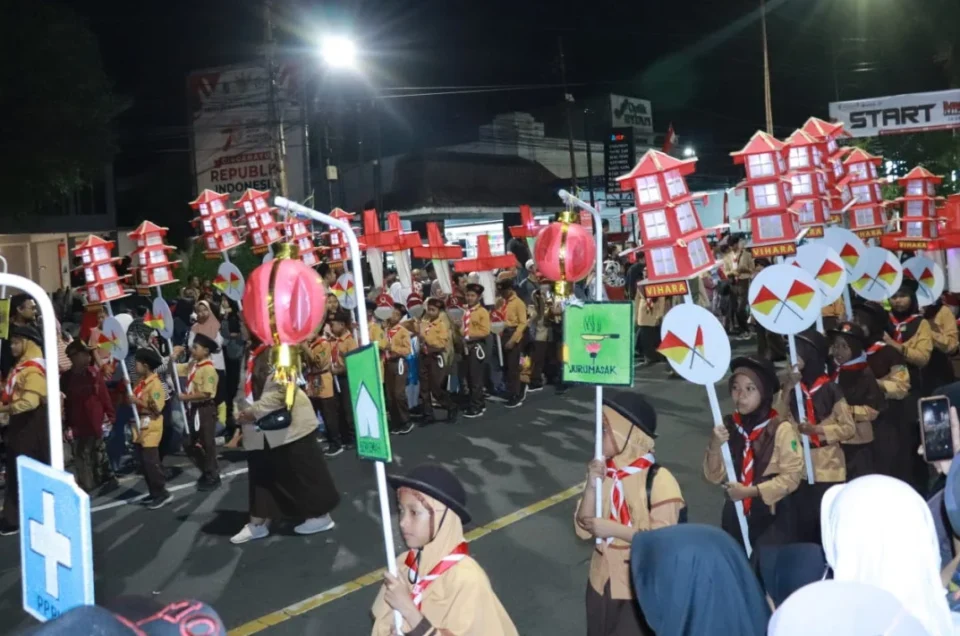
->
[856, 131, 960, 197]
[0, 0, 123, 211]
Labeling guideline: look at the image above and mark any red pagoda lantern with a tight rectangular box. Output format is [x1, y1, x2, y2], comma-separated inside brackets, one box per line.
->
[284, 216, 321, 267]
[127, 221, 181, 290]
[319, 208, 358, 267]
[842, 148, 889, 240]
[800, 117, 852, 221]
[73, 235, 130, 304]
[883, 166, 945, 251]
[236, 189, 284, 254]
[784, 129, 832, 239]
[189, 189, 244, 256]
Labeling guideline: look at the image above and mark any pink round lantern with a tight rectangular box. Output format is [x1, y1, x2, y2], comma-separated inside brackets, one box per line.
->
[534, 210, 596, 297]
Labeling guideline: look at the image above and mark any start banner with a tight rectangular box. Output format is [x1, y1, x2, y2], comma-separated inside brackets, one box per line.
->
[829, 89, 960, 138]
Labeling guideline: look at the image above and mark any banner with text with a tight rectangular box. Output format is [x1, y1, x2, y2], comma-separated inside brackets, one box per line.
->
[829, 89, 960, 138]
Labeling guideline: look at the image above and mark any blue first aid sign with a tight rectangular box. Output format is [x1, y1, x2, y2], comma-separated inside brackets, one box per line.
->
[18, 456, 94, 622]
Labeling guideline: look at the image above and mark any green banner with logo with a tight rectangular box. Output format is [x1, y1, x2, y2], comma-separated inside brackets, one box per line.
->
[345, 343, 392, 462]
[562, 301, 634, 386]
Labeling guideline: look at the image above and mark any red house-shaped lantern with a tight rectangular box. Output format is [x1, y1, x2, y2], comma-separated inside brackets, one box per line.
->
[73, 235, 129, 304]
[731, 131, 802, 259]
[284, 217, 321, 267]
[236, 189, 284, 254]
[317, 208, 358, 266]
[189, 189, 243, 255]
[800, 117, 852, 220]
[784, 129, 831, 238]
[127, 221, 180, 289]
[616, 149, 714, 296]
[842, 148, 888, 240]
[883, 166, 945, 251]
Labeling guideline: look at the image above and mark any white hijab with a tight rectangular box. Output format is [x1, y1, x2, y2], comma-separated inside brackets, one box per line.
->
[821, 475, 953, 636]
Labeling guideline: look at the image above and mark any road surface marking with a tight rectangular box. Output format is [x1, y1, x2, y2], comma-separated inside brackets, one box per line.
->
[227, 481, 585, 636]
[90, 467, 250, 513]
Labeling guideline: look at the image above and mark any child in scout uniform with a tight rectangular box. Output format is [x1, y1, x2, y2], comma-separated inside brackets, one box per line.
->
[418, 298, 456, 425]
[329, 309, 358, 448]
[460, 283, 490, 419]
[175, 332, 221, 491]
[0, 325, 48, 536]
[302, 332, 343, 457]
[497, 279, 528, 408]
[828, 322, 886, 480]
[131, 348, 172, 509]
[382, 303, 414, 435]
[366, 299, 385, 348]
[575, 393, 684, 636]
[705, 356, 804, 549]
[923, 291, 959, 393]
[371, 464, 519, 635]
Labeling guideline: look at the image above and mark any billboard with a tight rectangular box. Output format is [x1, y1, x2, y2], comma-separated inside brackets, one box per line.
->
[604, 127, 635, 207]
[188, 62, 307, 202]
[829, 89, 960, 138]
[609, 94, 654, 134]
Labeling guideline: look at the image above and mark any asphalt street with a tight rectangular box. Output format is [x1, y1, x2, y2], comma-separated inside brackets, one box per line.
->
[0, 345, 754, 635]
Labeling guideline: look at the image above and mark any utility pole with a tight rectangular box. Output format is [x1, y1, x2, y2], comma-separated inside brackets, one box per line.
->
[264, 0, 288, 196]
[558, 37, 578, 194]
[583, 108, 595, 207]
[760, 0, 774, 135]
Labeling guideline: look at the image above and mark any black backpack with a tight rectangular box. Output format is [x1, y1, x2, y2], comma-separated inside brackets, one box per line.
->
[646, 465, 688, 524]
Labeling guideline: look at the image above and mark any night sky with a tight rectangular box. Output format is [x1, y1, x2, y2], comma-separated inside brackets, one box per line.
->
[64, 0, 949, 228]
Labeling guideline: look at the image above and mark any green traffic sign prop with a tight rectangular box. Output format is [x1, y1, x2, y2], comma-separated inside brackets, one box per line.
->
[562, 301, 635, 386]
[345, 343, 392, 462]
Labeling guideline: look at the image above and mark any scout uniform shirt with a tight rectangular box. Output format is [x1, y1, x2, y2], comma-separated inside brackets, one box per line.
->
[420, 314, 451, 362]
[177, 359, 219, 403]
[305, 337, 334, 400]
[381, 323, 412, 360]
[502, 294, 528, 348]
[776, 384, 855, 482]
[132, 373, 166, 448]
[2, 353, 46, 415]
[462, 304, 490, 342]
[930, 304, 960, 355]
[332, 331, 358, 389]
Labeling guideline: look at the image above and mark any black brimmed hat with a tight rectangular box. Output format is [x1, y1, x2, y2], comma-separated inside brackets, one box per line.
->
[602, 393, 657, 438]
[729, 356, 779, 396]
[192, 332, 220, 354]
[796, 327, 828, 355]
[496, 278, 515, 292]
[465, 283, 484, 296]
[10, 325, 42, 347]
[853, 300, 887, 322]
[65, 339, 94, 357]
[388, 464, 471, 524]
[827, 321, 869, 346]
[135, 347, 163, 370]
[330, 308, 352, 324]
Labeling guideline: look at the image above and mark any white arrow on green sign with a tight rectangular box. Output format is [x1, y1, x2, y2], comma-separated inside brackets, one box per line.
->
[345, 343, 392, 462]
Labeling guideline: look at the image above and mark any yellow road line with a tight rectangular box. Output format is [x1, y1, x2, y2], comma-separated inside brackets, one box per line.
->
[228, 482, 585, 636]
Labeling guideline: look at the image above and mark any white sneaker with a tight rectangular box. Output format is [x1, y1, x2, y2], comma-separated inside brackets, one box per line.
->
[294, 514, 336, 535]
[231, 523, 270, 544]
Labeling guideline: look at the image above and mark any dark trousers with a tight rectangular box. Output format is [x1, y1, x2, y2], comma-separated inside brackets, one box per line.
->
[223, 357, 241, 435]
[138, 445, 167, 498]
[384, 359, 409, 430]
[735, 280, 751, 332]
[460, 343, 486, 411]
[334, 376, 355, 445]
[639, 326, 663, 364]
[72, 436, 114, 492]
[502, 330, 525, 398]
[311, 396, 343, 446]
[419, 353, 452, 419]
[2, 409, 50, 526]
[183, 402, 218, 479]
[529, 340, 550, 387]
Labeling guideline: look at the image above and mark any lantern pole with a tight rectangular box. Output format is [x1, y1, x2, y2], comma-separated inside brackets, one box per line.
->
[105, 301, 142, 431]
[155, 288, 190, 432]
[275, 196, 403, 635]
[558, 189, 605, 527]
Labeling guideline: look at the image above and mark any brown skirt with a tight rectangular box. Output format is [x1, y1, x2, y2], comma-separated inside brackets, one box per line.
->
[585, 581, 651, 636]
[247, 433, 340, 521]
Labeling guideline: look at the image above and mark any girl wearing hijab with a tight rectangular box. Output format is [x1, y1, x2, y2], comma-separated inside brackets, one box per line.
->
[853, 301, 912, 479]
[828, 322, 886, 480]
[631, 524, 771, 636]
[574, 393, 684, 636]
[371, 464, 518, 635]
[188, 299, 226, 416]
[704, 356, 804, 549]
[821, 474, 954, 636]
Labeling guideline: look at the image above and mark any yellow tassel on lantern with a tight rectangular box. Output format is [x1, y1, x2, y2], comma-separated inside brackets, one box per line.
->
[271, 344, 301, 409]
[554, 209, 578, 298]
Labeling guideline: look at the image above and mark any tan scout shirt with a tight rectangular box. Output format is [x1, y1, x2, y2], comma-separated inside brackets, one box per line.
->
[420, 316, 450, 354]
[463, 305, 490, 341]
[131, 373, 165, 448]
[847, 403, 879, 445]
[503, 295, 528, 346]
[930, 305, 959, 355]
[382, 324, 412, 359]
[775, 393, 855, 483]
[305, 338, 334, 400]
[902, 320, 934, 368]
[822, 297, 846, 320]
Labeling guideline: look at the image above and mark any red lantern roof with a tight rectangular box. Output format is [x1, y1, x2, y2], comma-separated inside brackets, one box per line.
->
[843, 148, 883, 167]
[127, 221, 169, 239]
[783, 129, 821, 147]
[453, 235, 515, 273]
[235, 188, 272, 206]
[615, 149, 697, 182]
[72, 234, 116, 255]
[898, 166, 944, 185]
[189, 189, 231, 209]
[412, 223, 463, 260]
[729, 131, 787, 164]
[800, 117, 848, 140]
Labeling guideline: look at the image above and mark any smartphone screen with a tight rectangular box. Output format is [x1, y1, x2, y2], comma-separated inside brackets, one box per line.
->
[920, 396, 954, 462]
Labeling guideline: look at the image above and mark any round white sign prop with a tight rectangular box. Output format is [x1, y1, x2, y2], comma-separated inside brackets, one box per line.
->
[151, 296, 175, 340]
[902, 256, 944, 308]
[794, 243, 847, 306]
[851, 247, 903, 302]
[748, 264, 821, 335]
[822, 226, 868, 283]
[659, 304, 731, 385]
[334, 272, 358, 311]
[99, 316, 129, 362]
[214, 262, 245, 303]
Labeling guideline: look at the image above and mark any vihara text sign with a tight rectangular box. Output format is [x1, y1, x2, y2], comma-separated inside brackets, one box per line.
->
[562, 302, 635, 386]
[345, 343, 392, 462]
[18, 456, 94, 623]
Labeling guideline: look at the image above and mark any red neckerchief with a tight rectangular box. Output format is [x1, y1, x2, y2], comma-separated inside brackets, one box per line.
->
[244, 344, 269, 403]
[187, 359, 214, 393]
[732, 409, 776, 515]
[403, 542, 469, 610]
[2, 359, 45, 404]
[605, 453, 655, 541]
[832, 354, 869, 382]
[866, 342, 886, 357]
[889, 314, 921, 343]
[801, 375, 831, 447]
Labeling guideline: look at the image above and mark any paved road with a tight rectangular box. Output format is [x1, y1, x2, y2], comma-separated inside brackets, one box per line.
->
[0, 348, 753, 635]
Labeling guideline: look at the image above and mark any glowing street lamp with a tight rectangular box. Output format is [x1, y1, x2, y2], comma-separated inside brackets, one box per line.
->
[321, 36, 358, 70]
[683, 146, 696, 158]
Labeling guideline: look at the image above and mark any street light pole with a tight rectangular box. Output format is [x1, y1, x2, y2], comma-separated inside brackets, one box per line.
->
[760, 0, 774, 135]
[583, 108, 595, 208]
[559, 36, 579, 194]
[263, 0, 288, 196]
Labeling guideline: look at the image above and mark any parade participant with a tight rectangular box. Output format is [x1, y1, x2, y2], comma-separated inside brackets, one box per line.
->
[705, 356, 803, 549]
[821, 297, 846, 332]
[460, 283, 490, 418]
[232, 346, 340, 544]
[329, 309, 357, 448]
[131, 348, 171, 509]
[188, 300, 225, 415]
[0, 325, 47, 536]
[62, 340, 116, 493]
[219, 297, 243, 447]
[635, 291, 669, 368]
[87, 305, 112, 370]
[371, 464, 519, 635]
[382, 303, 414, 435]
[497, 279, 527, 408]
[526, 281, 555, 392]
[418, 298, 456, 425]
[303, 329, 343, 457]
[574, 394, 684, 636]
[924, 292, 958, 393]
[367, 299, 384, 345]
[828, 322, 886, 480]
[631, 524, 771, 636]
[174, 333, 221, 491]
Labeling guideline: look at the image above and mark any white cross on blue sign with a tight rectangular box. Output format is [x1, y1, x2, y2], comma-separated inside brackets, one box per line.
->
[18, 456, 94, 622]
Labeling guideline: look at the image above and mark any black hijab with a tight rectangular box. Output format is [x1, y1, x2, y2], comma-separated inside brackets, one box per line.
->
[831, 331, 886, 412]
[793, 329, 842, 424]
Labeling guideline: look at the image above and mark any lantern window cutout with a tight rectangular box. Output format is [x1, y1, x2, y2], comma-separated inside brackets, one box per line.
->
[885, 166, 945, 249]
[127, 220, 181, 290]
[72, 234, 129, 304]
[189, 189, 244, 256]
[236, 189, 284, 254]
